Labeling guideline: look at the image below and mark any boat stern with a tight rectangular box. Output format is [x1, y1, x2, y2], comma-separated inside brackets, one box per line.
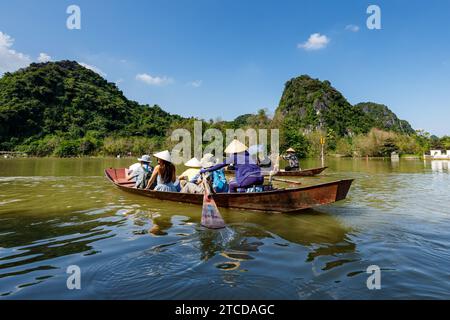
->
[335, 179, 354, 201]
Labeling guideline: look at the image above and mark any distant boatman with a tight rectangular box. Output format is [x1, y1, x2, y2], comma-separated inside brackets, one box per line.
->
[282, 148, 301, 171]
[178, 157, 202, 189]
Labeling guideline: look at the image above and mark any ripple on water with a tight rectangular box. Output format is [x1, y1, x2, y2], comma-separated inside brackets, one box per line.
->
[86, 239, 203, 299]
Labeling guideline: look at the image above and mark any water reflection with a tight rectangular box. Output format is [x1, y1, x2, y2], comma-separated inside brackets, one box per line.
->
[0, 167, 357, 298]
[1, 158, 450, 299]
[430, 160, 450, 173]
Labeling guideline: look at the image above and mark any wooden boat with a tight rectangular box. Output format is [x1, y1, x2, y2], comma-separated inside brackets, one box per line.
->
[105, 168, 353, 213]
[268, 166, 327, 177]
[226, 166, 328, 177]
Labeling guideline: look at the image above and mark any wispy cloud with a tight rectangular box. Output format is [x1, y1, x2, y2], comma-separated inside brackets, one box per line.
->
[345, 24, 360, 32]
[0, 31, 31, 73]
[79, 62, 107, 77]
[136, 73, 173, 86]
[37, 52, 51, 63]
[298, 33, 330, 51]
[187, 80, 202, 88]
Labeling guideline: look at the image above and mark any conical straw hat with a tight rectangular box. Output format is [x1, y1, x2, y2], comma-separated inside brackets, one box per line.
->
[153, 150, 172, 163]
[184, 157, 202, 168]
[200, 153, 216, 168]
[225, 139, 248, 154]
[286, 148, 296, 153]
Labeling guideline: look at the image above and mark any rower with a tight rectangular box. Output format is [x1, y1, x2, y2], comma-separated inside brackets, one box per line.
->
[282, 148, 301, 171]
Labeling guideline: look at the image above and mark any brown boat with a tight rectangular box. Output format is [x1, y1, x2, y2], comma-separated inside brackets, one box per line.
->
[270, 166, 328, 177]
[226, 166, 328, 177]
[105, 168, 353, 213]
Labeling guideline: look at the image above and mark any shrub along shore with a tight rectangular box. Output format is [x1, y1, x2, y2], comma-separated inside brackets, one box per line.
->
[1, 61, 448, 159]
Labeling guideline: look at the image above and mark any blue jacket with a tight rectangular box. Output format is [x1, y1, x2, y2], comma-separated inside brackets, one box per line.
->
[200, 151, 262, 186]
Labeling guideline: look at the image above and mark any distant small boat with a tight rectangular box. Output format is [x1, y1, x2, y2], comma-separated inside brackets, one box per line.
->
[226, 166, 328, 177]
[105, 168, 352, 213]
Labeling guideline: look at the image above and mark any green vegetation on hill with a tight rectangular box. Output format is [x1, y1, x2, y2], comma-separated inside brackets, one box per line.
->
[355, 102, 414, 134]
[271, 75, 435, 157]
[275, 75, 371, 136]
[0, 61, 182, 156]
[0, 62, 444, 158]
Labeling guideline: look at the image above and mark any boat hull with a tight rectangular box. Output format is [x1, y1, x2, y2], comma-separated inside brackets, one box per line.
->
[105, 168, 352, 213]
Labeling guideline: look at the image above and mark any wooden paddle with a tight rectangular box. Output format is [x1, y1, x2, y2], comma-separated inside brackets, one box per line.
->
[201, 174, 225, 229]
[271, 177, 302, 185]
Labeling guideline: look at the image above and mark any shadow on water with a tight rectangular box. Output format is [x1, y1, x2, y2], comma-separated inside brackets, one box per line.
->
[73, 198, 358, 299]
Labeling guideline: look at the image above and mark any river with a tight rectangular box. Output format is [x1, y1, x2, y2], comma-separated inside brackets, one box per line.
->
[0, 157, 449, 299]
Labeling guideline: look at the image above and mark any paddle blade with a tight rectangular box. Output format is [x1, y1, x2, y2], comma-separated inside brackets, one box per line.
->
[201, 194, 225, 229]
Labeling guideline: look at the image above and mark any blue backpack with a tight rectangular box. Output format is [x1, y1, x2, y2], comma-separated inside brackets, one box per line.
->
[212, 169, 229, 193]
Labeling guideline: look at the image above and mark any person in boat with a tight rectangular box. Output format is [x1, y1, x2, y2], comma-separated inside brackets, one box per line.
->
[178, 157, 202, 188]
[210, 156, 229, 193]
[126, 162, 140, 182]
[200, 154, 229, 193]
[282, 148, 301, 171]
[128, 155, 154, 189]
[145, 150, 178, 192]
[200, 140, 263, 193]
[180, 154, 212, 193]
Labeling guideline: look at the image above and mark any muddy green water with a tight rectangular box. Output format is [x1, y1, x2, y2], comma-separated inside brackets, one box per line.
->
[0, 158, 449, 299]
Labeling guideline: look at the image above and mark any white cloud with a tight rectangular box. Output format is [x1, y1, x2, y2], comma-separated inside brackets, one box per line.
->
[37, 52, 51, 63]
[79, 62, 107, 77]
[136, 73, 173, 86]
[0, 31, 31, 73]
[297, 33, 330, 51]
[187, 80, 202, 88]
[345, 24, 360, 32]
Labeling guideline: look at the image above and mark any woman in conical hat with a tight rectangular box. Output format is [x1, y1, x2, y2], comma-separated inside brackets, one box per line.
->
[180, 154, 219, 194]
[200, 139, 263, 193]
[145, 150, 178, 192]
[178, 157, 202, 187]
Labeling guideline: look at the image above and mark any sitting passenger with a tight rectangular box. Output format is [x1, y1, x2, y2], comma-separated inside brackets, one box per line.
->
[145, 151, 178, 192]
[178, 157, 202, 188]
[128, 155, 153, 189]
[181, 154, 215, 194]
[200, 140, 263, 193]
[210, 157, 229, 193]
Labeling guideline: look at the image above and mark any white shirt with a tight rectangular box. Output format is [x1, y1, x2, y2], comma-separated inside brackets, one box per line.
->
[128, 163, 141, 175]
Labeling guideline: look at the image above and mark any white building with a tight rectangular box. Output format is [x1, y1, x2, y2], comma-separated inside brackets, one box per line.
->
[427, 150, 450, 159]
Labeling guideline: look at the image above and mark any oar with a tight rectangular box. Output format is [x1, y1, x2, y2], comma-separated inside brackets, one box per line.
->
[271, 177, 303, 185]
[201, 174, 225, 229]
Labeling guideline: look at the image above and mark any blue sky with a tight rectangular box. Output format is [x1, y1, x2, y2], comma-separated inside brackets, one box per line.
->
[1, 0, 449, 136]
